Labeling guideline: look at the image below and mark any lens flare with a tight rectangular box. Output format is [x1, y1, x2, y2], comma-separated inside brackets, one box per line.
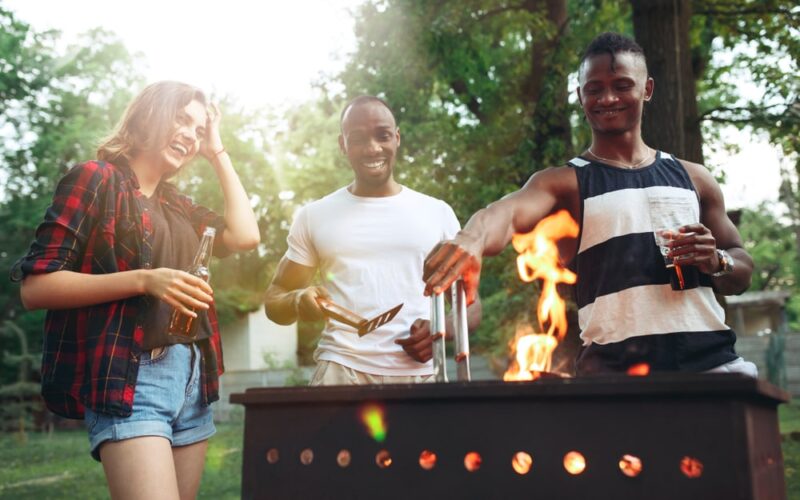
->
[360, 403, 388, 442]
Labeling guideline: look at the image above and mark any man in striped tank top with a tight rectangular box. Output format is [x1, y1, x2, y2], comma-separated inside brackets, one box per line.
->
[423, 32, 756, 377]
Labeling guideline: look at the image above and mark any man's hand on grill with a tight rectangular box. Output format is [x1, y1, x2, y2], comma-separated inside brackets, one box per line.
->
[423, 232, 483, 304]
[395, 318, 433, 363]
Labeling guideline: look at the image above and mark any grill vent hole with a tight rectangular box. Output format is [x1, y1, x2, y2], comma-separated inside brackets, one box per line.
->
[337, 449, 351, 468]
[563, 451, 586, 475]
[464, 452, 482, 472]
[300, 448, 314, 465]
[680, 456, 703, 478]
[419, 450, 437, 470]
[376, 450, 392, 469]
[619, 454, 642, 477]
[512, 452, 533, 475]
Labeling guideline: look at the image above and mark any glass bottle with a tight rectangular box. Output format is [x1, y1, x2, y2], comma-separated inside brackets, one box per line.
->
[167, 227, 215, 338]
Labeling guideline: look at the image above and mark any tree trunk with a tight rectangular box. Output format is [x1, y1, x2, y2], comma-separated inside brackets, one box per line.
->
[519, 0, 572, 183]
[631, 0, 704, 163]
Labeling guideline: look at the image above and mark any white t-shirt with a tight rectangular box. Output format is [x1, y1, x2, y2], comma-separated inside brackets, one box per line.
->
[285, 186, 460, 375]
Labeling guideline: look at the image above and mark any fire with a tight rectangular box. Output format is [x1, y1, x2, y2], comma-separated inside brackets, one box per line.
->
[505, 210, 578, 380]
[680, 456, 703, 478]
[360, 403, 387, 443]
[503, 325, 558, 380]
[563, 451, 586, 475]
[619, 454, 643, 477]
[512, 452, 533, 475]
[627, 363, 650, 376]
[419, 450, 437, 470]
[464, 452, 482, 472]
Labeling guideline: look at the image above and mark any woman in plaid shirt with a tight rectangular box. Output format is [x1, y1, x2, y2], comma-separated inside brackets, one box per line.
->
[12, 81, 260, 499]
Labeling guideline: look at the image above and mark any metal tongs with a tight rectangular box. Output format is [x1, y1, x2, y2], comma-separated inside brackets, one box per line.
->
[316, 298, 403, 337]
[431, 279, 471, 382]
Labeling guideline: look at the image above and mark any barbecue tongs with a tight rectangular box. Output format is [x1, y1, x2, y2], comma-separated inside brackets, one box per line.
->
[315, 298, 403, 337]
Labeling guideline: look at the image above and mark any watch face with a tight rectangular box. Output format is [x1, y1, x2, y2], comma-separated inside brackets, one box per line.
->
[713, 249, 734, 276]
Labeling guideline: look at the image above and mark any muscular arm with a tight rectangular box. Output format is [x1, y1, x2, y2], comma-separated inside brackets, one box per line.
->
[674, 160, 753, 295]
[423, 167, 571, 302]
[264, 257, 329, 325]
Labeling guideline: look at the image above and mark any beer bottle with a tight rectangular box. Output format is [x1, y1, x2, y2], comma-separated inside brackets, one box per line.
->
[167, 226, 216, 338]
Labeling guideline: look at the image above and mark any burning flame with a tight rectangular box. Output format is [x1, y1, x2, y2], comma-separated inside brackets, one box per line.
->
[619, 454, 643, 477]
[627, 363, 650, 376]
[512, 452, 533, 475]
[360, 403, 387, 443]
[564, 451, 586, 475]
[680, 456, 704, 478]
[505, 210, 578, 380]
[464, 452, 482, 472]
[419, 450, 437, 470]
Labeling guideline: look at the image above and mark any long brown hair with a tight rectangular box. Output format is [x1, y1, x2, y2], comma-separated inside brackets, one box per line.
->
[97, 81, 206, 166]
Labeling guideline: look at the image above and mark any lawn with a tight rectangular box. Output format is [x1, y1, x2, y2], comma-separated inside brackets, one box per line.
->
[0, 419, 243, 499]
[1, 403, 799, 499]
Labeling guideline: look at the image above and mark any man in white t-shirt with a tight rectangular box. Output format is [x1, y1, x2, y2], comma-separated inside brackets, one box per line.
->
[265, 96, 482, 384]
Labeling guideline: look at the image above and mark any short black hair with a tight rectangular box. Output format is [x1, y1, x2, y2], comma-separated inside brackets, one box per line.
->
[580, 32, 647, 74]
[339, 95, 396, 129]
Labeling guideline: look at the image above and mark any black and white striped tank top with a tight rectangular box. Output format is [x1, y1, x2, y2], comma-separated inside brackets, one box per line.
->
[567, 151, 737, 374]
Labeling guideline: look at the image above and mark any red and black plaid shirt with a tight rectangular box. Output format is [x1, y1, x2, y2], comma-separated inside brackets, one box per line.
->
[11, 160, 227, 419]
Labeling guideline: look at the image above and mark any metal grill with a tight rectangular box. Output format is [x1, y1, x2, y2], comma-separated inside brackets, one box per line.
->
[230, 374, 788, 500]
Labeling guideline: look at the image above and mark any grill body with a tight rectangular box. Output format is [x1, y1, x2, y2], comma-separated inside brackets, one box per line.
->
[230, 374, 788, 500]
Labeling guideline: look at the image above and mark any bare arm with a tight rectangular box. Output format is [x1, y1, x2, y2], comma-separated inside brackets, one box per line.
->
[395, 295, 483, 363]
[21, 268, 214, 317]
[670, 160, 753, 295]
[200, 104, 260, 253]
[264, 257, 329, 325]
[423, 167, 568, 303]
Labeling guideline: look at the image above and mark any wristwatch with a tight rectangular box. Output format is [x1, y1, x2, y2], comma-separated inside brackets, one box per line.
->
[711, 249, 734, 277]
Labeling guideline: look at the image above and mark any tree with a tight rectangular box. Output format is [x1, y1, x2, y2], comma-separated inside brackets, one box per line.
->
[631, 0, 704, 162]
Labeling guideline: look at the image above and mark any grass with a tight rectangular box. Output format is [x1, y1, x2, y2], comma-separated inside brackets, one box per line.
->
[783, 402, 800, 499]
[1, 403, 799, 499]
[0, 420, 243, 499]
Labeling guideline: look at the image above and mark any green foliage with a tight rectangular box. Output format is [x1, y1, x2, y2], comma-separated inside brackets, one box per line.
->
[693, 1, 799, 174]
[766, 329, 788, 389]
[262, 351, 309, 386]
[737, 204, 800, 331]
[211, 287, 263, 326]
[172, 99, 288, 323]
[739, 204, 798, 291]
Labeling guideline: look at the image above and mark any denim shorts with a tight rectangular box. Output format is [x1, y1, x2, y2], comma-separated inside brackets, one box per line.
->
[84, 343, 216, 461]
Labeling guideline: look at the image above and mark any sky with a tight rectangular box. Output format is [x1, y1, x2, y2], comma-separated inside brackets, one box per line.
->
[4, 0, 789, 211]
